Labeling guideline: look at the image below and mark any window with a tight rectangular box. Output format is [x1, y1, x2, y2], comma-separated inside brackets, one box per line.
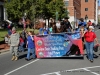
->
[85, 8, 88, 11]
[98, 10, 100, 15]
[64, 1, 69, 6]
[85, 0, 88, 2]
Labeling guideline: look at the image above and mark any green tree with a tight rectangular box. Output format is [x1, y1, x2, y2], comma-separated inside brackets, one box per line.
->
[4, 0, 68, 21]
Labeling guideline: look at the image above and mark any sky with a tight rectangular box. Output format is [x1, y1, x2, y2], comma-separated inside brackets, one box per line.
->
[99, 0, 100, 6]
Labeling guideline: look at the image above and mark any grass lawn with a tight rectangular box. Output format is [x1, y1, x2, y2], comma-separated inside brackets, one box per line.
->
[0, 28, 39, 41]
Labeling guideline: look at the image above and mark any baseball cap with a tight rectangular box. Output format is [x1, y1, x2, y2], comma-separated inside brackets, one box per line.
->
[89, 26, 94, 29]
[12, 27, 16, 31]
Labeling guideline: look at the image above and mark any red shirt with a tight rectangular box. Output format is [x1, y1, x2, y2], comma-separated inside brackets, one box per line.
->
[84, 31, 96, 42]
[20, 38, 24, 44]
[88, 22, 92, 26]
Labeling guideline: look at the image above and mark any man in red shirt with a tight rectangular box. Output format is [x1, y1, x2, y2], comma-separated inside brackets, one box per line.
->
[84, 26, 99, 62]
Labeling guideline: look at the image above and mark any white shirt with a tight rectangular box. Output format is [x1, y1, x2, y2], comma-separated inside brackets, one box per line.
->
[56, 22, 60, 28]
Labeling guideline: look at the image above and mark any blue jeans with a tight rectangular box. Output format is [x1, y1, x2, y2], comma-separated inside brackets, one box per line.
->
[19, 42, 24, 51]
[85, 42, 94, 60]
[27, 48, 35, 59]
[8, 30, 12, 35]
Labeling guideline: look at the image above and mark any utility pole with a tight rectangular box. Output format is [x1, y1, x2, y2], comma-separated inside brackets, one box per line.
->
[55, 0, 58, 22]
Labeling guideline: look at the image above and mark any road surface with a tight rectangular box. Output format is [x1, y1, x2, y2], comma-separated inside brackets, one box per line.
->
[0, 26, 100, 75]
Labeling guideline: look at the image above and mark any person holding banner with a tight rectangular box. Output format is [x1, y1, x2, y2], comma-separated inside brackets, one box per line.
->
[80, 27, 86, 50]
[25, 31, 36, 61]
[64, 17, 72, 32]
[84, 26, 99, 62]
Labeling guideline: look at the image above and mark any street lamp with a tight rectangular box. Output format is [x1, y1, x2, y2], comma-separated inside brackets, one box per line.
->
[56, 11, 58, 22]
[55, 0, 58, 22]
[85, 15, 88, 23]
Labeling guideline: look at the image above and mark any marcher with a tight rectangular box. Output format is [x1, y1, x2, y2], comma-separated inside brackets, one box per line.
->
[49, 25, 53, 34]
[39, 27, 43, 34]
[21, 28, 27, 48]
[18, 33, 24, 52]
[87, 20, 92, 27]
[52, 22, 57, 33]
[84, 26, 99, 62]
[25, 31, 36, 61]
[78, 18, 86, 28]
[7, 23, 12, 36]
[80, 27, 86, 50]
[43, 29, 48, 35]
[56, 20, 61, 32]
[8, 27, 19, 61]
[64, 17, 72, 32]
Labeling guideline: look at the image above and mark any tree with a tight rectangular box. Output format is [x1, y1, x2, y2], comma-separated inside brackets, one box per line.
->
[4, 0, 35, 21]
[35, 0, 68, 20]
[4, 0, 68, 21]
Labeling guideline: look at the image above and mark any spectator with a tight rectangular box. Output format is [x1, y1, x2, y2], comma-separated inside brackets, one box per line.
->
[84, 26, 99, 62]
[25, 31, 36, 61]
[8, 27, 19, 61]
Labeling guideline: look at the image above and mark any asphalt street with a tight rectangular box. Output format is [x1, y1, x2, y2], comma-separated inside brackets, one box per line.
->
[0, 26, 100, 75]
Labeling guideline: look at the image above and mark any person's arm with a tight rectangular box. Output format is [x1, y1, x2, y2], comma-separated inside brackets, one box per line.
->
[69, 22, 72, 29]
[94, 33, 99, 44]
[30, 35, 34, 41]
[26, 41, 28, 48]
[95, 38, 99, 44]
[16, 33, 20, 46]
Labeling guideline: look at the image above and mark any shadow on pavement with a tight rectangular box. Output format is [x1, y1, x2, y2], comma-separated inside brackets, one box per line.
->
[19, 54, 27, 59]
[39, 56, 84, 60]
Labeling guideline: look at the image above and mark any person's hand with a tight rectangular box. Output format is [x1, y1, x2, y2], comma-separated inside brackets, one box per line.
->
[96, 42, 99, 46]
[26, 45, 27, 48]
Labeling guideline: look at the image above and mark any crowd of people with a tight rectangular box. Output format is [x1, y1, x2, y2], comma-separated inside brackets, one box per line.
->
[5, 26, 36, 61]
[4, 17, 99, 63]
[38, 18, 99, 63]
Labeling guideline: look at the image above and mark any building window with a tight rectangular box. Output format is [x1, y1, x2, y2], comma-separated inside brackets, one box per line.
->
[85, 8, 88, 11]
[85, 0, 88, 2]
[64, 1, 69, 6]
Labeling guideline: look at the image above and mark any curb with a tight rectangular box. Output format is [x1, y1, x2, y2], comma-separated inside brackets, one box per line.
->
[0, 49, 10, 54]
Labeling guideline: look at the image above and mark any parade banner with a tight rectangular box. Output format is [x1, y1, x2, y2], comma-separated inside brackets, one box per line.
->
[34, 33, 83, 58]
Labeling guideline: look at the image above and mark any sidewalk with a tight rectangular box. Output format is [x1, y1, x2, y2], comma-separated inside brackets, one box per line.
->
[0, 44, 10, 54]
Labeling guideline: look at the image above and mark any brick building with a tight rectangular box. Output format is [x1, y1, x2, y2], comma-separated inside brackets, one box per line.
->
[64, 0, 99, 24]
[81, 0, 98, 24]
[98, 6, 100, 23]
[63, 0, 81, 23]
